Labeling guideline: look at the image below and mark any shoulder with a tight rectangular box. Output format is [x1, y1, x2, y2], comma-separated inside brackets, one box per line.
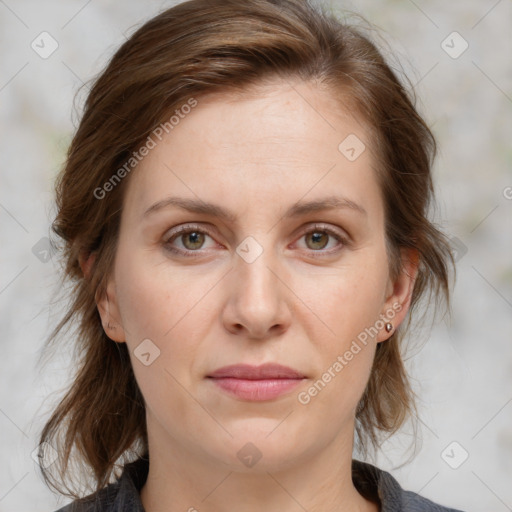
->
[52, 483, 120, 512]
[352, 459, 466, 512]
[50, 480, 121, 512]
[401, 489, 465, 512]
[51, 457, 149, 512]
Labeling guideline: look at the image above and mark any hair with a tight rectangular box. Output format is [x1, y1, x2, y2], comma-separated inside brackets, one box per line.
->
[38, 0, 455, 499]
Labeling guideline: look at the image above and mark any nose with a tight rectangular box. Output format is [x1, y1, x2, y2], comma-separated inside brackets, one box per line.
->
[221, 244, 293, 340]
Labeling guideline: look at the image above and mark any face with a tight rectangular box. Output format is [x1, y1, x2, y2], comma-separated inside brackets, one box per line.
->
[97, 78, 416, 472]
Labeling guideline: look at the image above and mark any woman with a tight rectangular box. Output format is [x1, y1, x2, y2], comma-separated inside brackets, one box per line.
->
[38, 0, 463, 510]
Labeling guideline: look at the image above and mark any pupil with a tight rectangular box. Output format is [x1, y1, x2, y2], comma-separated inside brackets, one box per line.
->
[184, 232, 204, 249]
[309, 231, 327, 250]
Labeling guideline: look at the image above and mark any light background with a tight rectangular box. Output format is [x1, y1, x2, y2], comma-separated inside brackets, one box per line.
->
[0, 0, 511, 511]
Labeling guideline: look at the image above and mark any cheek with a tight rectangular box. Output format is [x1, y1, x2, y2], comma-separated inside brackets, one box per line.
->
[113, 252, 211, 421]
[292, 250, 388, 405]
[296, 273, 384, 422]
[299, 252, 389, 345]
[113, 248, 221, 381]
[114, 247, 203, 340]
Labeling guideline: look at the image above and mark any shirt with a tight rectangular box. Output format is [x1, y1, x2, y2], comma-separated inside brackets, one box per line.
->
[54, 456, 465, 512]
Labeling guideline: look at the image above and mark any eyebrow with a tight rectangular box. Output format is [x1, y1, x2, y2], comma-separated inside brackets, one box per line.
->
[142, 195, 367, 221]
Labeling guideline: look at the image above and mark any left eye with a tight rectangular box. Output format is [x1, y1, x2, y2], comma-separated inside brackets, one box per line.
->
[297, 227, 344, 252]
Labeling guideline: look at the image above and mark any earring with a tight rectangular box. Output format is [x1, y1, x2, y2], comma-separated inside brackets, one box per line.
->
[385, 322, 393, 333]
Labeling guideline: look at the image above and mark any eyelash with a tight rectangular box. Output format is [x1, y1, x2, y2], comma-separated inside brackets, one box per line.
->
[163, 223, 348, 258]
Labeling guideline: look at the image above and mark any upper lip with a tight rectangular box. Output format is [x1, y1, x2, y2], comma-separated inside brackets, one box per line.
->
[207, 363, 305, 380]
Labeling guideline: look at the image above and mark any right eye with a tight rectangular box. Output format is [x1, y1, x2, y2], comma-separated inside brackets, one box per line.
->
[163, 224, 221, 257]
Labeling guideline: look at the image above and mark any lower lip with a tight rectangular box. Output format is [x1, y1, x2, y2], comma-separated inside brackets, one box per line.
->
[209, 377, 304, 401]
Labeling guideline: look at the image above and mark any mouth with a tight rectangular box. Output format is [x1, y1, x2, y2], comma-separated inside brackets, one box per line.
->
[207, 363, 306, 401]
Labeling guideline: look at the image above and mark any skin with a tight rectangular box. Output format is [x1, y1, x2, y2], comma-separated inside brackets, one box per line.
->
[95, 77, 417, 512]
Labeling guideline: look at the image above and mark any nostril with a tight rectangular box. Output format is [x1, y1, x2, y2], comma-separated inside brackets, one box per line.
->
[270, 323, 284, 334]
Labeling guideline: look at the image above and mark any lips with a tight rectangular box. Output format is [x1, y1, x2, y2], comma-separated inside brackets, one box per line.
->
[207, 363, 306, 401]
[207, 363, 305, 380]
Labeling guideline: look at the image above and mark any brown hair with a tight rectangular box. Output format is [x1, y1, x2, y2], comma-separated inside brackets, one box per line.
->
[39, 0, 454, 498]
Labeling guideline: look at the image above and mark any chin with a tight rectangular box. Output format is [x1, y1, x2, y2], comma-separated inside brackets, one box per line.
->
[203, 424, 312, 473]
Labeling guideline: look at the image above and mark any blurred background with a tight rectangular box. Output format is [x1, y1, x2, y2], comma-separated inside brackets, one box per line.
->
[0, 0, 511, 510]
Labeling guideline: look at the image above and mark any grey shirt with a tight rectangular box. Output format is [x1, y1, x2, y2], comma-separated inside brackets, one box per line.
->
[54, 457, 465, 512]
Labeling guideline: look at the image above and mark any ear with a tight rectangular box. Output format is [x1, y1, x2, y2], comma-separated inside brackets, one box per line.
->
[376, 248, 419, 343]
[96, 278, 127, 343]
[79, 250, 126, 343]
[78, 249, 95, 279]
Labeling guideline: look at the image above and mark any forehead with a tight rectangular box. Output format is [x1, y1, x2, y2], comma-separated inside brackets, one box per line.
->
[123, 78, 381, 221]
[188, 77, 362, 149]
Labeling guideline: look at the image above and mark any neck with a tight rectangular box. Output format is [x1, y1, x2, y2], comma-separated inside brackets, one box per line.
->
[140, 415, 378, 512]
